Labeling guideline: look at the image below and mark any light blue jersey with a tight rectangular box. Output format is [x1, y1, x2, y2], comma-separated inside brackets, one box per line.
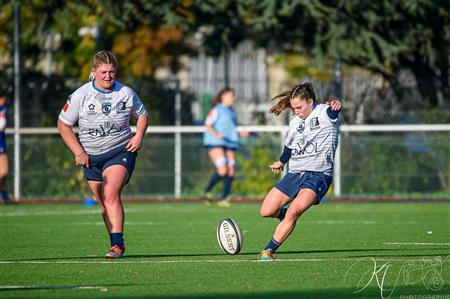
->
[203, 104, 238, 149]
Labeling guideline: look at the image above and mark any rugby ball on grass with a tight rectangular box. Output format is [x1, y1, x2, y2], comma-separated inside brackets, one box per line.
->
[217, 218, 243, 255]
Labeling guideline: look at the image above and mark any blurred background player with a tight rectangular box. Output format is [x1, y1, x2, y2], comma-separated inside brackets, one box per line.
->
[203, 87, 248, 207]
[58, 50, 149, 258]
[258, 82, 342, 261]
[0, 93, 10, 204]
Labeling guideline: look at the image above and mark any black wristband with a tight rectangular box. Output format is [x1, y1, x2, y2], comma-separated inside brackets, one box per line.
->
[279, 146, 292, 164]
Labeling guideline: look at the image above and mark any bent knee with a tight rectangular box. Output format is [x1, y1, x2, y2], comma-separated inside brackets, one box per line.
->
[103, 192, 120, 205]
[259, 207, 277, 218]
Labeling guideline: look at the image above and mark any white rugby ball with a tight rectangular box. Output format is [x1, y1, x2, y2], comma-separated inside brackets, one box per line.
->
[217, 218, 244, 255]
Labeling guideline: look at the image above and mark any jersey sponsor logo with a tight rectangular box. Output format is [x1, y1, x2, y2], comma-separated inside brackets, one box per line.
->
[86, 103, 96, 115]
[101, 102, 112, 115]
[294, 140, 319, 156]
[310, 117, 320, 130]
[63, 102, 69, 112]
[116, 101, 127, 113]
[87, 123, 122, 137]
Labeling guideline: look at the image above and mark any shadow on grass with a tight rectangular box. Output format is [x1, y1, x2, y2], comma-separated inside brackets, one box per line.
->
[5, 247, 448, 262]
[92, 285, 449, 299]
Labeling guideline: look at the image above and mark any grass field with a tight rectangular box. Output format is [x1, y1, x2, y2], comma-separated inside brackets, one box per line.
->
[0, 202, 449, 299]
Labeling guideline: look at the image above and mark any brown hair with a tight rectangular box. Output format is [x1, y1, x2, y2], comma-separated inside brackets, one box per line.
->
[270, 82, 317, 115]
[211, 87, 235, 107]
[89, 50, 118, 81]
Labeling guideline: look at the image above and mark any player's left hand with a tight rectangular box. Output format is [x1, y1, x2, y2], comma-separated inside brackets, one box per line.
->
[126, 136, 143, 152]
[326, 100, 342, 111]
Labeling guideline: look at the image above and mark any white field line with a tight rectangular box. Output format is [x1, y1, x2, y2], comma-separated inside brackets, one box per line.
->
[0, 208, 141, 217]
[0, 285, 107, 291]
[7, 221, 167, 226]
[384, 242, 450, 246]
[4, 219, 425, 225]
[311, 220, 377, 224]
[0, 257, 448, 265]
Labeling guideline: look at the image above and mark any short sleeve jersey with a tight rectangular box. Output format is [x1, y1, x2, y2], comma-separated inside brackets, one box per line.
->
[58, 81, 148, 155]
[285, 104, 339, 176]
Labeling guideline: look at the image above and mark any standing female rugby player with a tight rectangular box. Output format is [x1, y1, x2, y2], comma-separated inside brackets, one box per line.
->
[258, 82, 341, 261]
[203, 87, 247, 207]
[58, 50, 149, 259]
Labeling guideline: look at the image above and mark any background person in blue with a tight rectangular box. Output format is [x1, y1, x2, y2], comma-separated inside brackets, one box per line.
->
[203, 87, 248, 207]
[0, 92, 10, 204]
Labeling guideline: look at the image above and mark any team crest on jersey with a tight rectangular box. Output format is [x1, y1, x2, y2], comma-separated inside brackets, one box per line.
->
[102, 102, 112, 115]
[310, 117, 320, 130]
[297, 122, 305, 133]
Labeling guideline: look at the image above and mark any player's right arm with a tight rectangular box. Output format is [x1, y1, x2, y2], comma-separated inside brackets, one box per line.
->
[205, 108, 224, 139]
[269, 146, 292, 174]
[57, 120, 89, 168]
[57, 93, 90, 168]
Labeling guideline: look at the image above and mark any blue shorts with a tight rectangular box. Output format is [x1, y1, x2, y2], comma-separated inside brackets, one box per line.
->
[275, 171, 333, 205]
[83, 145, 137, 184]
[204, 145, 237, 151]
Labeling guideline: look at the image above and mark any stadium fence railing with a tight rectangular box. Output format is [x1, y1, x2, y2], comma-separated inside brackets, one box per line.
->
[5, 124, 450, 200]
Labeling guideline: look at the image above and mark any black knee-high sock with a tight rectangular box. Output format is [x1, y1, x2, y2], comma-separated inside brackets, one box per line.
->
[222, 176, 234, 199]
[0, 178, 8, 202]
[205, 172, 223, 192]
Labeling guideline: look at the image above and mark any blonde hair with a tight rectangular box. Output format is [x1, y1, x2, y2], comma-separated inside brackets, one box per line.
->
[89, 50, 118, 81]
[270, 82, 317, 115]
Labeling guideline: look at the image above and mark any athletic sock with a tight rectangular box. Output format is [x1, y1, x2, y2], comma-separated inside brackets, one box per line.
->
[1, 191, 8, 203]
[222, 176, 234, 199]
[110, 233, 124, 247]
[264, 238, 282, 253]
[277, 204, 289, 221]
[205, 172, 223, 192]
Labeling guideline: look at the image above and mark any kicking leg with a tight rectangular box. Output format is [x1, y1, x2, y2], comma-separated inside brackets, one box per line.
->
[259, 188, 317, 261]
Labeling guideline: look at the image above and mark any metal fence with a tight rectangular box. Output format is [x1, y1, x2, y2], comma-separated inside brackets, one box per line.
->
[4, 125, 450, 200]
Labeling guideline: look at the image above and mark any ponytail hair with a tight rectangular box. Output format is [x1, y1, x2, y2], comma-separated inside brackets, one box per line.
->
[89, 50, 118, 81]
[211, 87, 235, 107]
[270, 82, 317, 115]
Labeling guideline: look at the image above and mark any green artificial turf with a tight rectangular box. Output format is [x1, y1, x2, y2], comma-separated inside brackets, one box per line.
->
[1, 202, 449, 298]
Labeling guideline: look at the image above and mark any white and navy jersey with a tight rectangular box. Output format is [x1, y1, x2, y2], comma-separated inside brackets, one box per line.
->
[285, 104, 339, 176]
[59, 81, 148, 155]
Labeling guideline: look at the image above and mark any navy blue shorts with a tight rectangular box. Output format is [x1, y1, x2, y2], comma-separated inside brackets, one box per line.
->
[83, 145, 137, 184]
[204, 145, 237, 151]
[275, 171, 333, 204]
